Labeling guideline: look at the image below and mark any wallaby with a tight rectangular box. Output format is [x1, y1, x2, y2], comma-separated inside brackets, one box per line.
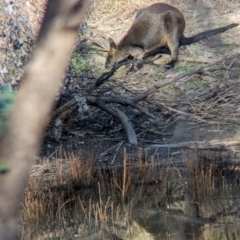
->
[105, 3, 238, 68]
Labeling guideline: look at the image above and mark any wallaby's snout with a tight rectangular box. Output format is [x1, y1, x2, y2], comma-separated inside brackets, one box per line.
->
[105, 38, 118, 68]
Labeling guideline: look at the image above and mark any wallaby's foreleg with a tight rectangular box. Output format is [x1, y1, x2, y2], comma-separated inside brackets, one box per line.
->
[130, 46, 145, 60]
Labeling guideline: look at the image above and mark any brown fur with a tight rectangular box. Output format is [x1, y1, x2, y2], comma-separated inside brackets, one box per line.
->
[105, 3, 238, 68]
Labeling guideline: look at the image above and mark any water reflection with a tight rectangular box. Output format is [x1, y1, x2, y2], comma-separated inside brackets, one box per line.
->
[131, 148, 240, 240]
[136, 210, 202, 240]
[20, 148, 240, 239]
[132, 206, 240, 240]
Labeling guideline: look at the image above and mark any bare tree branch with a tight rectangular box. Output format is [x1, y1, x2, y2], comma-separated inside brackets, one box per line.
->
[87, 95, 159, 121]
[87, 96, 138, 145]
[150, 140, 240, 149]
[94, 60, 134, 88]
[0, 0, 90, 238]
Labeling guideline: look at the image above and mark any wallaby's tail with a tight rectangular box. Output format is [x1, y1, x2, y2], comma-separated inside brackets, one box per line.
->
[180, 23, 238, 46]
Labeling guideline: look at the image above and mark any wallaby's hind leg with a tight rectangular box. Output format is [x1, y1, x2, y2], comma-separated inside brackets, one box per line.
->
[163, 10, 181, 65]
[166, 35, 179, 65]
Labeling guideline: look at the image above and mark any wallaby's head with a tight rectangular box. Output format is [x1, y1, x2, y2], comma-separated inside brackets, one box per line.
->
[105, 38, 119, 68]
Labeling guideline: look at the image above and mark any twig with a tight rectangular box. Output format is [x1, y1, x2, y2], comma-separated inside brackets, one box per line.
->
[147, 100, 208, 123]
[131, 68, 202, 103]
[122, 148, 127, 201]
[111, 141, 124, 165]
[94, 59, 135, 88]
[99, 142, 123, 158]
[178, 56, 218, 64]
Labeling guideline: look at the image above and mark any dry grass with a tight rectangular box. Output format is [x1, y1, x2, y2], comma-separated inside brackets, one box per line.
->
[183, 150, 225, 198]
[89, 0, 240, 22]
[19, 147, 240, 238]
[183, 148, 240, 205]
[19, 150, 171, 239]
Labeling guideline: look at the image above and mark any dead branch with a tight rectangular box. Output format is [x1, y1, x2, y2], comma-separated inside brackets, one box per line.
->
[87, 96, 138, 145]
[93, 57, 160, 89]
[150, 140, 240, 149]
[94, 60, 134, 88]
[51, 99, 78, 122]
[93, 56, 157, 89]
[87, 95, 159, 121]
[0, 0, 89, 238]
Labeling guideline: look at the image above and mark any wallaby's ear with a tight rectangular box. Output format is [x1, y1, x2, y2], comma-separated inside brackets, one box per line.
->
[108, 38, 117, 50]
